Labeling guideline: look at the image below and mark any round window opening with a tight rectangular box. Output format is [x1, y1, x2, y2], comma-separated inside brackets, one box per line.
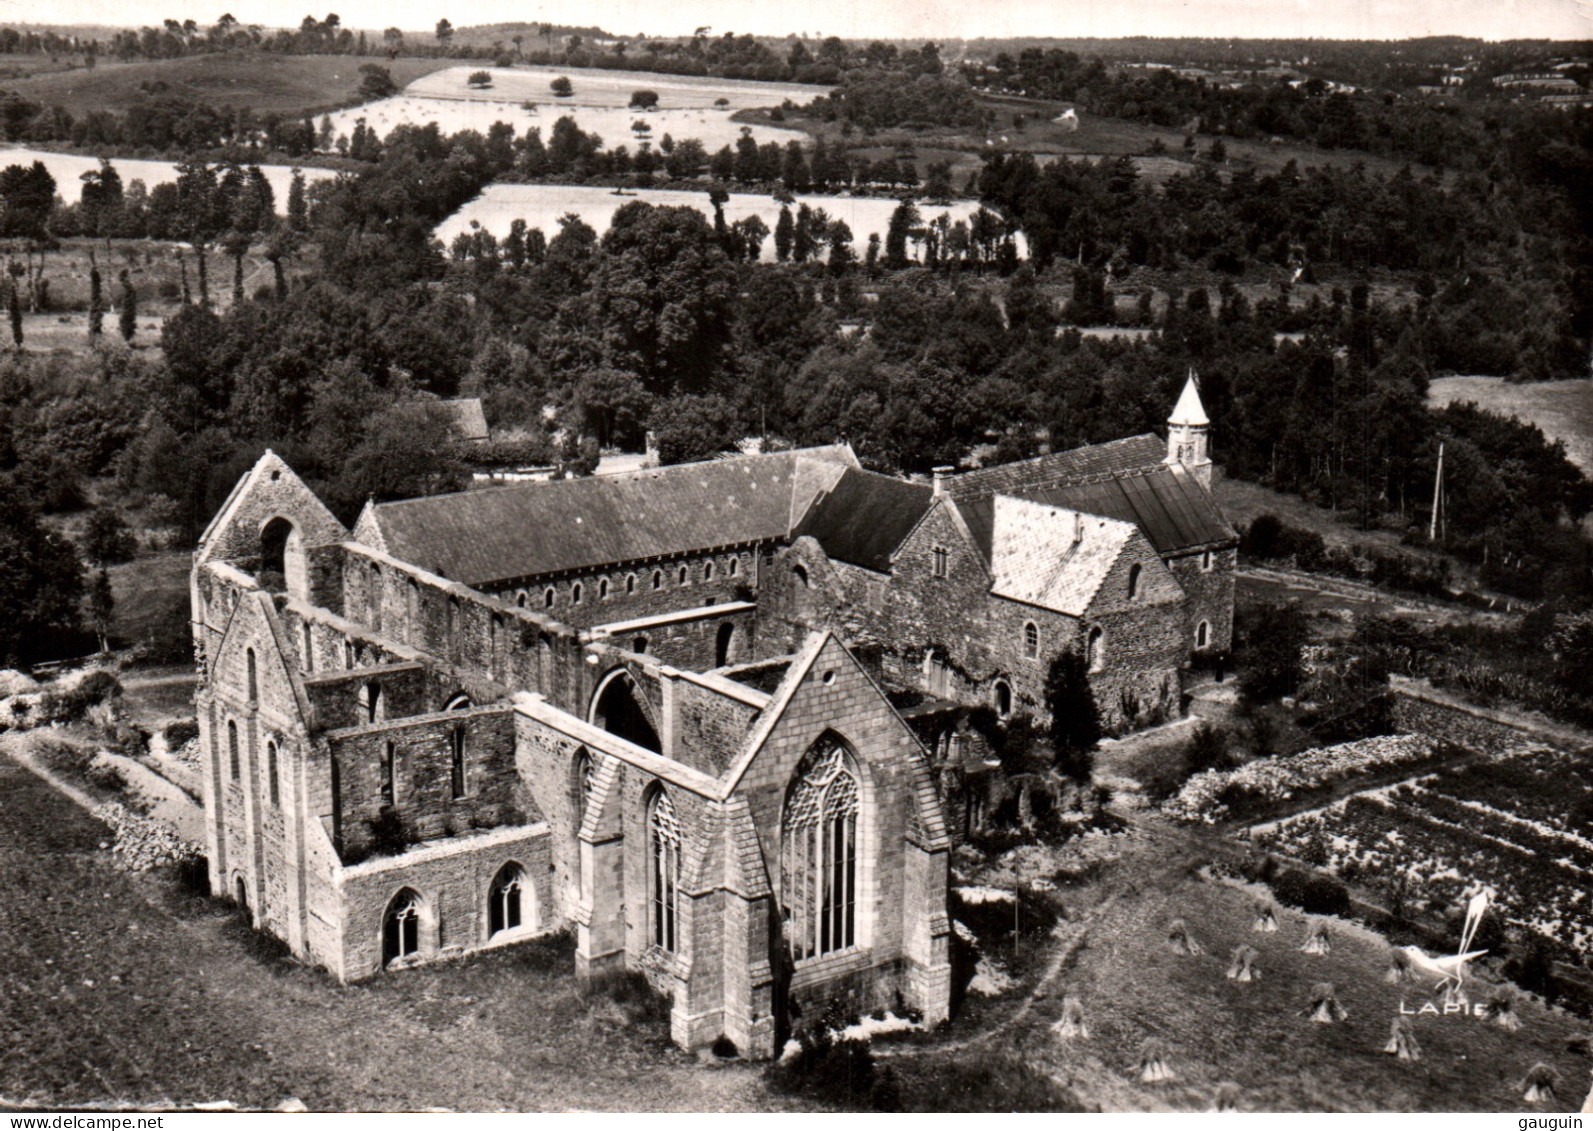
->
[821, 670, 836, 685]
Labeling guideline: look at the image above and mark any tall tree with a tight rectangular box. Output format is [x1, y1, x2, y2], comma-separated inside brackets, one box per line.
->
[87, 250, 103, 336]
[0, 491, 85, 664]
[1045, 649, 1100, 782]
[118, 271, 137, 342]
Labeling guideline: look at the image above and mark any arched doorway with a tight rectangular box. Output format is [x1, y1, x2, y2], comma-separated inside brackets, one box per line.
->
[590, 669, 660, 753]
[715, 622, 738, 668]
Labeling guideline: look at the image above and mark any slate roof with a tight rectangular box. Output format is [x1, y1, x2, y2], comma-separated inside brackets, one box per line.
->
[365, 445, 856, 587]
[793, 467, 934, 572]
[989, 496, 1140, 617]
[943, 434, 1166, 504]
[947, 436, 1234, 562]
[1014, 464, 1236, 556]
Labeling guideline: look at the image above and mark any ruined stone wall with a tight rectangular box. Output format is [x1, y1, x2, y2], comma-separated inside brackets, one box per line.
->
[732, 636, 949, 1027]
[667, 676, 762, 778]
[337, 824, 554, 981]
[489, 548, 762, 629]
[1390, 677, 1593, 753]
[326, 707, 529, 856]
[597, 606, 759, 672]
[510, 715, 594, 928]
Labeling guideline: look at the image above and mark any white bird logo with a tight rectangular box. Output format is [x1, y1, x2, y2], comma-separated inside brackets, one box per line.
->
[1400, 891, 1489, 991]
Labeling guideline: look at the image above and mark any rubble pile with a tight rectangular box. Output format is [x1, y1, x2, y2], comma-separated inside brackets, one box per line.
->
[91, 801, 200, 872]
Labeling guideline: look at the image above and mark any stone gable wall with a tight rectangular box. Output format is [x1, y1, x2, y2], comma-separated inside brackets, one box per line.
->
[1084, 537, 1188, 733]
[1167, 546, 1236, 654]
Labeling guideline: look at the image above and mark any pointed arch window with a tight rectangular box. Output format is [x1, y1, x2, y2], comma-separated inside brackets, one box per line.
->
[267, 740, 280, 806]
[382, 889, 421, 966]
[574, 749, 595, 824]
[648, 789, 682, 953]
[488, 863, 528, 937]
[227, 719, 240, 781]
[245, 648, 258, 701]
[781, 740, 860, 961]
[380, 740, 395, 806]
[1087, 626, 1105, 672]
[450, 726, 467, 799]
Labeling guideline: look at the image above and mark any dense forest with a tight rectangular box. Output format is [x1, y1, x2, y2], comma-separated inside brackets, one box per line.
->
[0, 33, 1591, 664]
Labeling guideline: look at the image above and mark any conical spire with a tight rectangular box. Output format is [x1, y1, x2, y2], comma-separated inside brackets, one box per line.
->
[1169, 369, 1209, 427]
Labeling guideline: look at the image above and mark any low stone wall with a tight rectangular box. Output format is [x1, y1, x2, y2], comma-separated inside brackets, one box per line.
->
[1389, 675, 1593, 753]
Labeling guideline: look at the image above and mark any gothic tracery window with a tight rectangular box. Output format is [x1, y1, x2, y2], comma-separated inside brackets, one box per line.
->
[488, 863, 527, 937]
[649, 789, 682, 953]
[382, 889, 421, 966]
[781, 740, 860, 961]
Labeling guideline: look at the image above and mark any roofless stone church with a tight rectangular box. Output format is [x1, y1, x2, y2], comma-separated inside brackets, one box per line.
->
[190, 375, 1234, 1057]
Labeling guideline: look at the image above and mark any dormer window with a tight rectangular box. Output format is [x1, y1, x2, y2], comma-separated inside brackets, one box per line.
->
[931, 547, 949, 578]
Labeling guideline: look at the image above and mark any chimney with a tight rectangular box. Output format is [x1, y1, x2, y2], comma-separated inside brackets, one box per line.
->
[1072, 510, 1084, 545]
[932, 466, 954, 498]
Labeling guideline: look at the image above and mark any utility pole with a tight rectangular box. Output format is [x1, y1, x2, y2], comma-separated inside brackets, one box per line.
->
[1429, 442, 1445, 543]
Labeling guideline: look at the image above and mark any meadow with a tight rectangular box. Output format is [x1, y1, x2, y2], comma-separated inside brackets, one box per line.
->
[0, 145, 335, 207]
[435, 183, 1026, 262]
[315, 62, 823, 154]
[0, 53, 462, 118]
[1429, 376, 1593, 474]
[318, 94, 804, 155]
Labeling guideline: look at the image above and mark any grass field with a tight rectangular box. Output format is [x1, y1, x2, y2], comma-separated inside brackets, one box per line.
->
[929, 820, 1592, 1112]
[1429, 377, 1593, 475]
[436, 183, 1023, 261]
[0, 751, 809, 1111]
[0, 146, 335, 208]
[320, 94, 803, 156]
[2, 54, 462, 119]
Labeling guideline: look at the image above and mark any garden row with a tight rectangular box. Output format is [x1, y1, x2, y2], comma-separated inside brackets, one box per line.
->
[1255, 791, 1593, 958]
[1416, 747, 1593, 841]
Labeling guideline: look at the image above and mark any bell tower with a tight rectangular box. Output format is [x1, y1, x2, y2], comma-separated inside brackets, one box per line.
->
[1166, 370, 1212, 489]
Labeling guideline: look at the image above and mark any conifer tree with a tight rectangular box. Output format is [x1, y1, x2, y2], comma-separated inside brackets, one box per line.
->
[118, 272, 136, 342]
[7, 276, 21, 348]
[88, 251, 104, 336]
